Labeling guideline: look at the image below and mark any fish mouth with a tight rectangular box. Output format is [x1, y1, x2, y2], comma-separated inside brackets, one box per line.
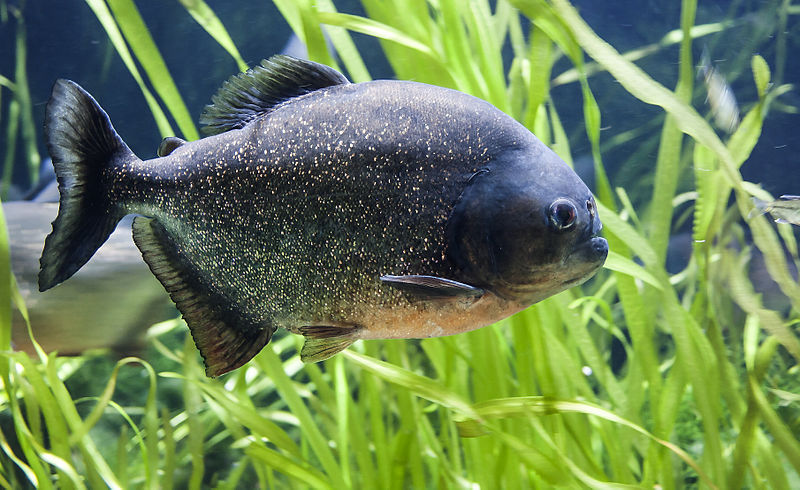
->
[576, 235, 609, 264]
[576, 212, 608, 265]
[586, 235, 609, 262]
[497, 235, 609, 300]
[560, 235, 608, 286]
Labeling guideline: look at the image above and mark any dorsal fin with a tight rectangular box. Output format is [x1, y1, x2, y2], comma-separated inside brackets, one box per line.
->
[199, 55, 350, 136]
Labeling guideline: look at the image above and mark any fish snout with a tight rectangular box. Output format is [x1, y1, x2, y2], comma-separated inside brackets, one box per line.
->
[584, 196, 606, 261]
[589, 236, 609, 262]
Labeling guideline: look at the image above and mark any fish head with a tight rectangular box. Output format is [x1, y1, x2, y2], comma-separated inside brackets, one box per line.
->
[447, 144, 608, 304]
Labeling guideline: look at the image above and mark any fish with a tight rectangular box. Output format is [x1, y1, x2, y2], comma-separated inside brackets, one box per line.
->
[751, 195, 800, 226]
[38, 55, 608, 377]
[699, 48, 740, 134]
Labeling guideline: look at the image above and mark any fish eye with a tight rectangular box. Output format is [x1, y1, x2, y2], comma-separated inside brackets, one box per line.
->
[549, 199, 578, 231]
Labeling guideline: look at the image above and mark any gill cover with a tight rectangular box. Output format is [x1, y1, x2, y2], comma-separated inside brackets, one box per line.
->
[446, 146, 602, 298]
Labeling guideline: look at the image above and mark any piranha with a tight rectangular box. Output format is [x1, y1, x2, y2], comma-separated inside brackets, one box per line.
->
[39, 56, 608, 377]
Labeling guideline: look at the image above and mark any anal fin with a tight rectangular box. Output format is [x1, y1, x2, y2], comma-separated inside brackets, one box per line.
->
[132, 217, 275, 377]
[298, 325, 359, 362]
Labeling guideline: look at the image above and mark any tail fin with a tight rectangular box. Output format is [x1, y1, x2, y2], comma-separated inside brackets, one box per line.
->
[39, 79, 137, 291]
[748, 197, 770, 219]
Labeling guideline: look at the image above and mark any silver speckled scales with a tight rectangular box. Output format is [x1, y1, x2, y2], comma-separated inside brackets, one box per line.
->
[122, 78, 519, 376]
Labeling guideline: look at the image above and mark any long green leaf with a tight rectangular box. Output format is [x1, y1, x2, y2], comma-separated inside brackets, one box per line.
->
[342, 350, 479, 419]
[10, 11, 40, 183]
[246, 444, 333, 489]
[0, 100, 19, 200]
[316, 12, 440, 62]
[603, 251, 663, 290]
[458, 397, 716, 489]
[0, 202, 10, 357]
[178, 0, 248, 72]
[596, 202, 658, 266]
[552, 21, 733, 87]
[105, 0, 199, 140]
[83, 0, 174, 137]
[314, 0, 372, 83]
[256, 349, 347, 488]
[646, 0, 695, 264]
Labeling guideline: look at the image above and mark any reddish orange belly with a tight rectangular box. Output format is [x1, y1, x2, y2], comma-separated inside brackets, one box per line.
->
[356, 291, 527, 340]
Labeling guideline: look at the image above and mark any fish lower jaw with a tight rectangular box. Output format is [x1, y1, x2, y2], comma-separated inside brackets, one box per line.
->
[489, 274, 595, 305]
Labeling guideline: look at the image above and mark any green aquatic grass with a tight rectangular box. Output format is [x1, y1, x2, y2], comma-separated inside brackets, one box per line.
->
[0, 197, 10, 359]
[0, 96, 19, 201]
[178, 0, 248, 73]
[8, 8, 39, 187]
[1, 0, 799, 487]
[82, 0, 176, 139]
[0, 5, 40, 198]
[104, 0, 199, 141]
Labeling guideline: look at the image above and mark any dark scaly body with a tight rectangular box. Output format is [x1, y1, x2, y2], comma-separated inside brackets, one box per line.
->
[113, 81, 524, 336]
[39, 56, 608, 376]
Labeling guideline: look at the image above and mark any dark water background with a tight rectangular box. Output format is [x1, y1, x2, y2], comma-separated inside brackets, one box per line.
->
[1, 0, 798, 204]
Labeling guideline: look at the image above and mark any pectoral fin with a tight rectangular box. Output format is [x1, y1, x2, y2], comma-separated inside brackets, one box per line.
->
[380, 275, 484, 300]
[299, 325, 359, 362]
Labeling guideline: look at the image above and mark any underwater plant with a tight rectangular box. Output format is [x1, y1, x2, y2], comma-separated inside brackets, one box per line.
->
[0, 0, 798, 488]
[0, 2, 40, 200]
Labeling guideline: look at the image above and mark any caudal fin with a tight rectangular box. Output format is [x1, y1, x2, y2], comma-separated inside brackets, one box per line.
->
[748, 197, 770, 219]
[39, 79, 137, 291]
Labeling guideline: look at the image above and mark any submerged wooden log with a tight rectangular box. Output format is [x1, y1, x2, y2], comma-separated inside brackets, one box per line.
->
[6, 202, 174, 355]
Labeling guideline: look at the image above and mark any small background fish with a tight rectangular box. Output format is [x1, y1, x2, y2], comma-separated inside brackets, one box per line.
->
[751, 195, 800, 226]
[699, 47, 741, 134]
